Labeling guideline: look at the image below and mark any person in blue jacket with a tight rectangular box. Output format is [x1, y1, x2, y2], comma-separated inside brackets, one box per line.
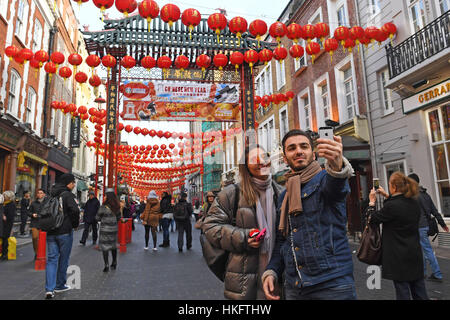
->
[262, 129, 355, 300]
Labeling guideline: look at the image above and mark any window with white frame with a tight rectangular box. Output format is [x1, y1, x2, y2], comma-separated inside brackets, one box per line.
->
[279, 105, 289, 139]
[294, 39, 307, 71]
[409, 0, 427, 33]
[298, 89, 311, 130]
[336, 3, 348, 26]
[7, 69, 20, 117]
[321, 84, 330, 123]
[436, 0, 449, 16]
[258, 116, 275, 153]
[343, 67, 356, 120]
[32, 20, 42, 52]
[26, 87, 36, 125]
[327, 0, 349, 36]
[383, 160, 407, 190]
[369, 0, 381, 16]
[276, 60, 286, 90]
[335, 56, 358, 123]
[309, 8, 323, 46]
[255, 64, 272, 97]
[15, 0, 29, 42]
[379, 68, 394, 115]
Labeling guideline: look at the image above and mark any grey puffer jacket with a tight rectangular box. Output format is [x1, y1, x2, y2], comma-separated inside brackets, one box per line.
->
[202, 182, 284, 300]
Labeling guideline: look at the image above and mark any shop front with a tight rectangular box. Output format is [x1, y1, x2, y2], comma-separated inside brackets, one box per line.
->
[45, 147, 73, 192]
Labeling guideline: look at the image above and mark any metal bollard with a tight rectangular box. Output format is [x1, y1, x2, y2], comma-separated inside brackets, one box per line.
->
[34, 230, 46, 270]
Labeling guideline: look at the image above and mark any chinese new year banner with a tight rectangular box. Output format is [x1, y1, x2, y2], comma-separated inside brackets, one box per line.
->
[120, 81, 241, 122]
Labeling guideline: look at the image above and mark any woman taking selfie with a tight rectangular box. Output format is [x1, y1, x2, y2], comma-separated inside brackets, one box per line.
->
[202, 144, 284, 300]
[367, 171, 428, 300]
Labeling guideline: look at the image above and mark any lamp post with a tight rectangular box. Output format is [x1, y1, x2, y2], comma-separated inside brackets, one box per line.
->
[94, 95, 106, 198]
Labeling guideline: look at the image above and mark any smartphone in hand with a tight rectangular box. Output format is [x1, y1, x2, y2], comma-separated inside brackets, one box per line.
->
[373, 178, 380, 190]
[255, 228, 266, 242]
[318, 126, 334, 140]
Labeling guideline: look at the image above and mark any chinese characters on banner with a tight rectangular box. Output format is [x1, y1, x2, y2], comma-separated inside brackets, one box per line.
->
[107, 83, 118, 132]
[119, 81, 241, 122]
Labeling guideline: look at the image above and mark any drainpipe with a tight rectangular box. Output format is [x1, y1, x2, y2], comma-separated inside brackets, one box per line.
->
[354, 0, 379, 178]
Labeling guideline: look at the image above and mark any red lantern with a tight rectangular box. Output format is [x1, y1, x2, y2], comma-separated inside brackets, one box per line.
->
[249, 19, 268, 46]
[207, 13, 227, 43]
[375, 29, 389, 45]
[324, 38, 339, 62]
[115, 0, 137, 17]
[121, 55, 136, 70]
[51, 101, 60, 110]
[213, 54, 228, 71]
[228, 17, 248, 45]
[344, 38, 355, 52]
[86, 54, 101, 73]
[286, 91, 295, 101]
[181, 8, 201, 39]
[58, 66, 72, 81]
[89, 107, 98, 116]
[229, 52, 244, 74]
[244, 49, 259, 74]
[315, 22, 330, 43]
[196, 54, 211, 73]
[287, 23, 303, 44]
[359, 36, 370, 48]
[302, 24, 316, 43]
[29, 58, 41, 72]
[157, 56, 172, 77]
[271, 94, 280, 106]
[259, 49, 273, 65]
[273, 47, 288, 64]
[134, 127, 141, 135]
[102, 54, 117, 72]
[19, 48, 34, 63]
[118, 123, 124, 131]
[306, 41, 321, 64]
[254, 96, 262, 106]
[269, 21, 288, 46]
[68, 53, 83, 73]
[175, 55, 190, 70]
[78, 106, 87, 115]
[5, 45, 19, 61]
[381, 22, 397, 44]
[50, 51, 65, 68]
[125, 125, 133, 133]
[349, 26, 365, 48]
[75, 71, 88, 84]
[261, 95, 271, 108]
[44, 62, 57, 81]
[160, 3, 181, 28]
[334, 26, 350, 46]
[365, 26, 380, 44]
[89, 74, 101, 87]
[92, 0, 114, 14]
[141, 56, 156, 70]
[138, 0, 159, 30]
[289, 44, 304, 61]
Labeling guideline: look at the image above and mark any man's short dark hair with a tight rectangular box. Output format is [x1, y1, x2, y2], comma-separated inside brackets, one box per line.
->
[282, 129, 314, 154]
[37, 189, 45, 193]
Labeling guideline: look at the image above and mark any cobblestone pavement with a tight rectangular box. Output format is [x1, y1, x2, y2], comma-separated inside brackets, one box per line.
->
[1, 222, 450, 300]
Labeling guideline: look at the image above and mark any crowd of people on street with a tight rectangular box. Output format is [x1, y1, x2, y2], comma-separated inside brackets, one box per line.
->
[1, 129, 450, 301]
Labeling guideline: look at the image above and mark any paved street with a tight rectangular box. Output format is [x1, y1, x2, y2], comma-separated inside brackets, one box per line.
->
[1, 223, 450, 300]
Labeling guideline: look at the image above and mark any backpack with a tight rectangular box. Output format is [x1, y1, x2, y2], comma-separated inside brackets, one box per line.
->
[173, 202, 188, 222]
[200, 184, 239, 282]
[39, 195, 65, 232]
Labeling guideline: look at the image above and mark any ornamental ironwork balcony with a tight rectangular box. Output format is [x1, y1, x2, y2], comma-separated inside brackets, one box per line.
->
[386, 10, 449, 80]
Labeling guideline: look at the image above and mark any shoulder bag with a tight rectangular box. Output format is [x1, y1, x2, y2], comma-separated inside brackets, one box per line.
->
[357, 209, 382, 266]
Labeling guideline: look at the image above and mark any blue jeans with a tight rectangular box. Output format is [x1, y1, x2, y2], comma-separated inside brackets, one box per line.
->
[419, 227, 442, 279]
[284, 276, 357, 300]
[45, 232, 73, 292]
[393, 279, 429, 300]
[161, 218, 170, 244]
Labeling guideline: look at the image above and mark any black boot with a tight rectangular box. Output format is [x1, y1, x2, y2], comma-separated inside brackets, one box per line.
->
[102, 251, 109, 272]
[110, 249, 117, 270]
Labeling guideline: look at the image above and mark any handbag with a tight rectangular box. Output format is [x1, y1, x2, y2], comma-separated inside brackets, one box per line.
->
[357, 211, 382, 265]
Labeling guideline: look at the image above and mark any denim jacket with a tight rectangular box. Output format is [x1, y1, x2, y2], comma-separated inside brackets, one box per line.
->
[264, 159, 354, 289]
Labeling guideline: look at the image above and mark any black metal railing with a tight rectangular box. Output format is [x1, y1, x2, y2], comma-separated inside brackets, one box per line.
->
[386, 10, 449, 79]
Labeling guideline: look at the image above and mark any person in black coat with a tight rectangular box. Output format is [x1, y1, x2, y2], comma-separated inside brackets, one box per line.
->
[29, 189, 47, 259]
[159, 192, 173, 247]
[1, 191, 17, 261]
[80, 191, 100, 246]
[20, 191, 31, 236]
[174, 193, 193, 252]
[368, 171, 428, 300]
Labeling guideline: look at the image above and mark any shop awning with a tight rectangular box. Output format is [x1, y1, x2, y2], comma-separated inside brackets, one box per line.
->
[23, 151, 48, 166]
[77, 180, 89, 191]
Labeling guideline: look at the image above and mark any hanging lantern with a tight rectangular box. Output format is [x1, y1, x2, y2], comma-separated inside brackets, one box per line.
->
[181, 8, 201, 39]
[160, 3, 181, 28]
[324, 38, 339, 63]
[349, 26, 365, 51]
[115, 0, 137, 17]
[261, 95, 271, 108]
[334, 26, 350, 47]
[359, 36, 370, 48]
[44, 62, 57, 81]
[50, 51, 65, 69]
[51, 101, 60, 111]
[102, 54, 117, 73]
[375, 29, 389, 45]
[29, 58, 41, 76]
[381, 22, 397, 45]
[175, 55, 190, 70]
[68, 53, 83, 73]
[55, 66, 72, 82]
[287, 23, 303, 44]
[302, 24, 316, 43]
[89, 74, 101, 87]
[273, 47, 288, 65]
[86, 54, 101, 73]
[19, 48, 34, 63]
[125, 125, 133, 133]
[271, 94, 280, 106]
[228, 17, 248, 46]
[244, 49, 259, 74]
[315, 22, 330, 43]
[213, 53, 228, 71]
[34, 50, 49, 68]
[286, 91, 295, 101]
[78, 105, 88, 115]
[229, 52, 244, 74]
[141, 56, 156, 71]
[196, 54, 211, 74]
[207, 13, 227, 44]
[92, 0, 114, 16]
[12, 54, 24, 65]
[365, 26, 380, 44]
[269, 21, 288, 46]
[249, 19, 268, 47]
[138, 0, 159, 30]
[343, 38, 355, 53]
[157, 55, 172, 78]
[289, 44, 304, 61]
[254, 96, 262, 106]
[5, 45, 19, 61]
[72, 0, 89, 7]
[306, 41, 321, 64]
[259, 49, 273, 65]
[121, 55, 136, 70]
[75, 71, 88, 84]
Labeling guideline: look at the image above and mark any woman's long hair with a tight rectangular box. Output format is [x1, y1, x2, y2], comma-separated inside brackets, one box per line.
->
[389, 171, 419, 199]
[238, 144, 270, 207]
[104, 192, 120, 214]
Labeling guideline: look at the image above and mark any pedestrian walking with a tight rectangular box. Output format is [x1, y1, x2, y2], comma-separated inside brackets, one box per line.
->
[193, 200, 201, 221]
[159, 191, 173, 248]
[262, 129, 356, 300]
[141, 190, 162, 251]
[1, 191, 16, 262]
[20, 191, 31, 236]
[408, 173, 449, 282]
[173, 192, 193, 252]
[29, 189, 47, 260]
[45, 174, 80, 299]
[367, 172, 428, 300]
[96, 189, 121, 273]
[202, 144, 284, 299]
[80, 191, 100, 246]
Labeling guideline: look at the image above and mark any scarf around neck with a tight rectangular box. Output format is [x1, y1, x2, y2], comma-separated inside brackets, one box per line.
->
[279, 160, 322, 237]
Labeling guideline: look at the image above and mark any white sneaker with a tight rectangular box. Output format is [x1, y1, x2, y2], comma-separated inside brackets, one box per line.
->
[144, 247, 148, 250]
[45, 291, 55, 299]
[153, 247, 158, 251]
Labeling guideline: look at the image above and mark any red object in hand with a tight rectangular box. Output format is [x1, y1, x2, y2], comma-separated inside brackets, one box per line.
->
[249, 228, 260, 238]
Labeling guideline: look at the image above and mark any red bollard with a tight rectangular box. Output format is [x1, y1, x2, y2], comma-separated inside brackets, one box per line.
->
[126, 219, 132, 244]
[34, 230, 47, 270]
[119, 219, 127, 253]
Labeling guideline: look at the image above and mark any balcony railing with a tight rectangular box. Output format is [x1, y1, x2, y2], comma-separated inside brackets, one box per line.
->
[386, 10, 449, 79]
